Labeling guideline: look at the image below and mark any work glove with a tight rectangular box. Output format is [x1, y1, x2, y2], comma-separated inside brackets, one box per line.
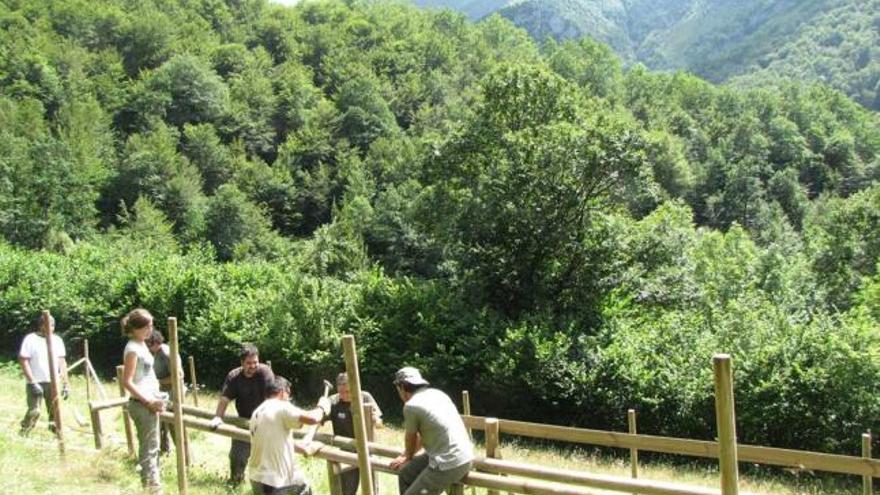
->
[61, 383, 70, 400]
[208, 416, 223, 430]
[28, 383, 43, 397]
[317, 396, 332, 416]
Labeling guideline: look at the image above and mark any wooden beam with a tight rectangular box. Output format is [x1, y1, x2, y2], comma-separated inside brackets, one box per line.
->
[629, 408, 639, 494]
[187, 356, 199, 407]
[116, 365, 135, 457]
[713, 354, 739, 495]
[865, 433, 873, 495]
[168, 317, 188, 494]
[43, 310, 65, 455]
[342, 335, 375, 495]
[83, 340, 91, 401]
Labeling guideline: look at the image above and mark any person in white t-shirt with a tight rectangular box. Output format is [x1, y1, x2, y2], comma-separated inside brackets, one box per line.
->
[248, 376, 330, 495]
[121, 308, 166, 493]
[18, 313, 68, 436]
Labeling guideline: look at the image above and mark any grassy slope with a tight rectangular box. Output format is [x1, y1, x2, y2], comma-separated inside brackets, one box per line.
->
[0, 361, 857, 494]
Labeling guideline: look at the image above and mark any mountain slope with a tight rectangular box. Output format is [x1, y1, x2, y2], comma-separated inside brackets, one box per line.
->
[411, 0, 880, 109]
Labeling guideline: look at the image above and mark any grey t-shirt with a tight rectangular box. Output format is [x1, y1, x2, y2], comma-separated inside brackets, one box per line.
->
[403, 388, 473, 470]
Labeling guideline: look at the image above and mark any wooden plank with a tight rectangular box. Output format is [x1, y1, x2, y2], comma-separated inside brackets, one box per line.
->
[342, 335, 375, 495]
[462, 416, 880, 477]
[187, 356, 199, 407]
[116, 365, 136, 457]
[713, 354, 739, 495]
[43, 310, 65, 455]
[168, 317, 188, 494]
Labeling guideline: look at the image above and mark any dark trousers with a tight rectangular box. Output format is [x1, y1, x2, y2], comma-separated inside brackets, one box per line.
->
[250, 480, 312, 495]
[20, 382, 52, 432]
[230, 438, 251, 484]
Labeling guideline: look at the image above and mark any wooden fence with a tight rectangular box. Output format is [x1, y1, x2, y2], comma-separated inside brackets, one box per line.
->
[78, 315, 877, 495]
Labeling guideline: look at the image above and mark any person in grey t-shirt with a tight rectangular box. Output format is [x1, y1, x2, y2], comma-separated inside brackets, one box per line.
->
[389, 367, 473, 495]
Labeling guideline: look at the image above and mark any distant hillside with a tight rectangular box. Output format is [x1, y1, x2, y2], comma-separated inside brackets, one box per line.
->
[412, 0, 880, 109]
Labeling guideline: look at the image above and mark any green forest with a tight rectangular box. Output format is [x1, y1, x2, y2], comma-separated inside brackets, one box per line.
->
[1, 0, 879, 456]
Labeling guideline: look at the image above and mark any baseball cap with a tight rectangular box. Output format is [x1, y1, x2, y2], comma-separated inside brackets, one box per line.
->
[393, 367, 429, 386]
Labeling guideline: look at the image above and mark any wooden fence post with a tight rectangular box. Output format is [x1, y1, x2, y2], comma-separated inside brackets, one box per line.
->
[84, 339, 91, 401]
[326, 460, 344, 495]
[713, 354, 739, 495]
[629, 408, 639, 493]
[44, 310, 65, 455]
[486, 417, 501, 495]
[342, 335, 375, 495]
[864, 432, 873, 495]
[90, 406, 103, 449]
[116, 365, 136, 457]
[168, 317, 188, 494]
[188, 355, 199, 407]
[462, 391, 476, 495]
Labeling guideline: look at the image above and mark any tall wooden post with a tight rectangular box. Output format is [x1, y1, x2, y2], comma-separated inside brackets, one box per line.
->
[187, 356, 199, 407]
[462, 390, 476, 495]
[342, 335, 375, 495]
[116, 365, 136, 457]
[84, 339, 91, 401]
[628, 408, 639, 490]
[168, 317, 188, 494]
[43, 310, 65, 455]
[864, 432, 873, 495]
[485, 417, 501, 495]
[90, 406, 104, 449]
[713, 354, 739, 495]
[326, 461, 344, 495]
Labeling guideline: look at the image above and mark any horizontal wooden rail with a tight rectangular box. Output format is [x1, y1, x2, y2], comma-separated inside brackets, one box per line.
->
[88, 397, 129, 412]
[463, 415, 880, 478]
[156, 406, 720, 495]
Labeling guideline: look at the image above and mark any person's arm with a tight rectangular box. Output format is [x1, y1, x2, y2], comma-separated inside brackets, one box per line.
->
[19, 356, 36, 384]
[122, 351, 164, 413]
[214, 396, 230, 418]
[58, 357, 68, 386]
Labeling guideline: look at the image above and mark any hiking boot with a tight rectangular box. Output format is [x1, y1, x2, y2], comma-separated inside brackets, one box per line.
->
[19, 409, 40, 436]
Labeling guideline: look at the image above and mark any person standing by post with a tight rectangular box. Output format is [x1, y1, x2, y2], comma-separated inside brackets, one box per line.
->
[121, 308, 167, 493]
[18, 313, 69, 436]
[323, 372, 383, 495]
[209, 344, 274, 486]
[249, 376, 331, 495]
[146, 329, 185, 455]
[389, 367, 473, 495]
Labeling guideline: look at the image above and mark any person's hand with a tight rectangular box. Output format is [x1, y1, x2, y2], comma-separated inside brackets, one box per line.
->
[147, 399, 165, 413]
[61, 383, 70, 400]
[28, 382, 43, 396]
[389, 454, 409, 470]
[317, 396, 331, 416]
[208, 416, 223, 430]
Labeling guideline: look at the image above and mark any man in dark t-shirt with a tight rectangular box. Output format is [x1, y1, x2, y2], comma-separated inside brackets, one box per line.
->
[323, 372, 383, 495]
[209, 344, 274, 486]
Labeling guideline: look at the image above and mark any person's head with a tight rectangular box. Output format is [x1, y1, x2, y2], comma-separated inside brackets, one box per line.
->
[239, 343, 260, 377]
[145, 329, 164, 354]
[121, 308, 153, 341]
[266, 376, 291, 400]
[32, 313, 55, 336]
[392, 367, 429, 402]
[336, 372, 350, 402]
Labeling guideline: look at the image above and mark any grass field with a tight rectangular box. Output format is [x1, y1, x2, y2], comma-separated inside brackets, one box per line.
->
[0, 360, 861, 494]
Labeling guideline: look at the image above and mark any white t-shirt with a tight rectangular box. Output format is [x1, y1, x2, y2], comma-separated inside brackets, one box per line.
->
[19, 332, 66, 383]
[123, 340, 161, 398]
[248, 398, 306, 488]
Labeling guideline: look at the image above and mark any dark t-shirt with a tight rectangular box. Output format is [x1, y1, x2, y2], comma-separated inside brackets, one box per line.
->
[325, 391, 382, 439]
[221, 363, 274, 419]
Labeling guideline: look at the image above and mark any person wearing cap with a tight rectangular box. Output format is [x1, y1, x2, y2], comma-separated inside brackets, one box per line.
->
[389, 367, 473, 495]
[323, 372, 384, 495]
[18, 313, 69, 436]
[146, 329, 186, 455]
[209, 343, 275, 486]
[249, 376, 331, 495]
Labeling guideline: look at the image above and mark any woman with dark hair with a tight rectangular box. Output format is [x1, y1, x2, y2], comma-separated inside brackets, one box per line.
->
[121, 308, 166, 493]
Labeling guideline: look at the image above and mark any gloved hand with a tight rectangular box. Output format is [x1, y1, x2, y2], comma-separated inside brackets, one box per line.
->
[28, 383, 43, 397]
[208, 416, 223, 430]
[317, 396, 332, 416]
[61, 383, 70, 400]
